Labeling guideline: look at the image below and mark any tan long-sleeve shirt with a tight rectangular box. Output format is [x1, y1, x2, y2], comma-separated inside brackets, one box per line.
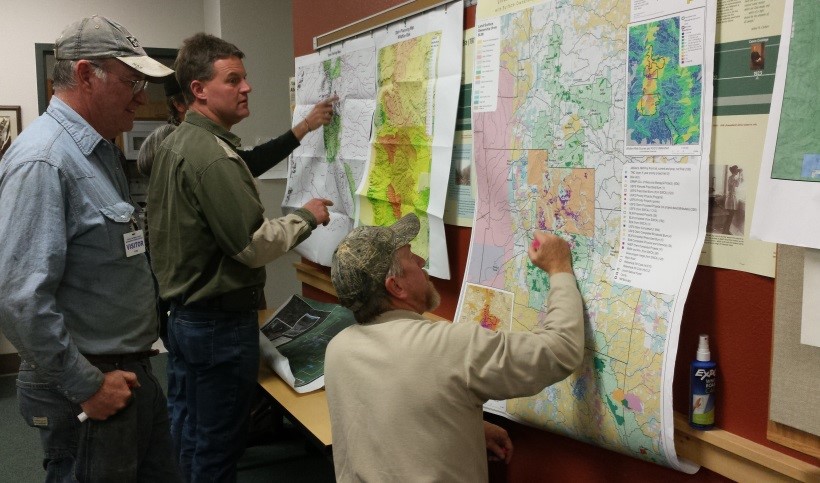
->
[325, 272, 584, 482]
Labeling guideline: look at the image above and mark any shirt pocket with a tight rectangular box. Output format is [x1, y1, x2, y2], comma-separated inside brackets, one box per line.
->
[99, 201, 135, 255]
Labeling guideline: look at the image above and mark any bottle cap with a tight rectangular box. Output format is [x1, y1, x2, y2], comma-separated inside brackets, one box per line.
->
[696, 334, 711, 361]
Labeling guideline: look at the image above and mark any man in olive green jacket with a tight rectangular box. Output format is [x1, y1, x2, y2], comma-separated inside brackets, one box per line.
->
[148, 33, 331, 482]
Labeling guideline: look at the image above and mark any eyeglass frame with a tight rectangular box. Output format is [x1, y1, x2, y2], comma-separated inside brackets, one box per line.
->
[87, 60, 148, 95]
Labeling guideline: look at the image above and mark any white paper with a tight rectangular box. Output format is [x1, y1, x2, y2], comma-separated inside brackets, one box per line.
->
[614, 164, 702, 294]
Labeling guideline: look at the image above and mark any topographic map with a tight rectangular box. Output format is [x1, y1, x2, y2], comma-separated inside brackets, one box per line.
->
[627, 16, 703, 154]
[458, 0, 714, 472]
[356, 3, 463, 279]
[286, 4, 462, 276]
[357, 32, 441, 264]
[285, 37, 378, 266]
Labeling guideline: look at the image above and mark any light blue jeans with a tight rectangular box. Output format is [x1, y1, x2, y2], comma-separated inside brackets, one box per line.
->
[16, 358, 181, 483]
[167, 304, 259, 483]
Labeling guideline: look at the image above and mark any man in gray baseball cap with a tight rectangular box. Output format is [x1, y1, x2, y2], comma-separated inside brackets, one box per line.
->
[55, 15, 173, 79]
[0, 15, 180, 482]
[326, 213, 585, 481]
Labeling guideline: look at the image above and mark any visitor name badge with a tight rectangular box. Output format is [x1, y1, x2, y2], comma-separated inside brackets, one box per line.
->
[123, 230, 146, 257]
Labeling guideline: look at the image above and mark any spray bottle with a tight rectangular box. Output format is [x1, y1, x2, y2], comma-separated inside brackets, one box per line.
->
[689, 334, 717, 429]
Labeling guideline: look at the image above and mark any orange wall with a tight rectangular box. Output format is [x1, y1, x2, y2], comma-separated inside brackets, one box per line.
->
[293, 1, 818, 480]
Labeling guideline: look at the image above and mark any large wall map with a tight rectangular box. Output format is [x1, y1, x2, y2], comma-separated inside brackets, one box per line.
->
[459, 0, 714, 472]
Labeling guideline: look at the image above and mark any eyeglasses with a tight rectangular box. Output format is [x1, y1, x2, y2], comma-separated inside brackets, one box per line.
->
[88, 61, 148, 95]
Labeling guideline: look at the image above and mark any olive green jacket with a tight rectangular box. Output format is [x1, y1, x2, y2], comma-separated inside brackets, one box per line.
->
[147, 111, 315, 304]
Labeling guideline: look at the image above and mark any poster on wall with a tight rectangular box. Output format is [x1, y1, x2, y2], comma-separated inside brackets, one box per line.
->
[354, 2, 464, 279]
[283, 36, 378, 263]
[697, 0, 784, 277]
[443, 27, 477, 228]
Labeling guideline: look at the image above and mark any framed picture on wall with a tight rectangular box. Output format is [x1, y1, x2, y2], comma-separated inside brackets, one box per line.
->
[35, 44, 177, 116]
[122, 120, 165, 160]
[0, 105, 22, 157]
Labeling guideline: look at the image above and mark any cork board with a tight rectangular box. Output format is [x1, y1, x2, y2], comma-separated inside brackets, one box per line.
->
[769, 245, 820, 456]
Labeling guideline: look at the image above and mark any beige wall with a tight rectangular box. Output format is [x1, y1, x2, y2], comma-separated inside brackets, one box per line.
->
[0, 0, 298, 354]
[218, 0, 300, 311]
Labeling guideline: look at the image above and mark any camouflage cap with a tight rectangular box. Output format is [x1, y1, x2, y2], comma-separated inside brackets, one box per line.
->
[331, 213, 420, 312]
[55, 15, 174, 80]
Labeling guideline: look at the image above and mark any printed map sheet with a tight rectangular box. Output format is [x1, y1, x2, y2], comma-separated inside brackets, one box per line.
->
[284, 37, 378, 266]
[457, 0, 716, 472]
[259, 295, 356, 393]
[355, 2, 463, 279]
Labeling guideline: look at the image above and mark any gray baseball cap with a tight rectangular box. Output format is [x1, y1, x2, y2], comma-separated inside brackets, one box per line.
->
[55, 15, 174, 79]
[331, 213, 420, 311]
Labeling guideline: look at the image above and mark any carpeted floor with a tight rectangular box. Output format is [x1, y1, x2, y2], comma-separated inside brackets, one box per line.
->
[0, 354, 334, 483]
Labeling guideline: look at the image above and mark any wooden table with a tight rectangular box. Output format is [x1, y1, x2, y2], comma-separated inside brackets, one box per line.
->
[257, 309, 333, 455]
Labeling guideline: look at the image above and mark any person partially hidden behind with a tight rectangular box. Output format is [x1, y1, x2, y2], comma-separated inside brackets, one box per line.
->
[325, 213, 585, 482]
[148, 33, 332, 482]
[0, 15, 181, 482]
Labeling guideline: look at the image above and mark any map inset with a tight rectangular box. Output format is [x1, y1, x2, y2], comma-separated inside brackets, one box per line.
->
[461, 2, 708, 471]
[358, 32, 442, 261]
[627, 17, 702, 150]
[457, 284, 514, 331]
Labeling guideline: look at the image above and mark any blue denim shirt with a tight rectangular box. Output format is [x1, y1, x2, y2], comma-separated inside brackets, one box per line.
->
[0, 97, 158, 403]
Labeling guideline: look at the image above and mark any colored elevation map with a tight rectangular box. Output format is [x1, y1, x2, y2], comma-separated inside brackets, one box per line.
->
[463, 1, 700, 469]
[359, 32, 442, 259]
[627, 17, 702, 147]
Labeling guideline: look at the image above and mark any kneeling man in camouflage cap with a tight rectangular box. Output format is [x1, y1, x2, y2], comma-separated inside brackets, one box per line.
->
[325, 213, 585, 482]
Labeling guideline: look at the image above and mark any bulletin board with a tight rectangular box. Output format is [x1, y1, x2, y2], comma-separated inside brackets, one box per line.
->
[768, 245, 820, 457]
[293, 0, 820, 480]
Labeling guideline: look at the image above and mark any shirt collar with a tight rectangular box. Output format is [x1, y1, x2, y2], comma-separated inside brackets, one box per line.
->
[367, 309, 428, 325]
[183, 111, 243, 148]
[46, 97, 106, 156]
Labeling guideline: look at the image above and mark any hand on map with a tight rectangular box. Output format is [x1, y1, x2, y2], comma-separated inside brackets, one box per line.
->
[304, 95, 339, 131]
[528, 231, 573, 276]
[302, 198, 333, 226]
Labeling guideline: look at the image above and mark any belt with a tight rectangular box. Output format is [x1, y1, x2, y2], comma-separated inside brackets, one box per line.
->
[83, 349, 160, 365]
[179, 285, 262, 312]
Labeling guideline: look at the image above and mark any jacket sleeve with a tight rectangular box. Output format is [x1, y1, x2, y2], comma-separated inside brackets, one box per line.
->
[461, 272, 585, 403]
[238, 130, 300, 177]
[195, 137, 316, 269]
[231, 208, 317, 268]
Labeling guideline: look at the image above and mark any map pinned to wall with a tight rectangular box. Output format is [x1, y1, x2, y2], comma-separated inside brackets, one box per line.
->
[458, 0, 716, 472]
[356, 2, 464, 279]
[286, 3, 464, 279]
[284, 37, 378, 266]
[751, 0, 820, 249]
[625, 10, 706, 156]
